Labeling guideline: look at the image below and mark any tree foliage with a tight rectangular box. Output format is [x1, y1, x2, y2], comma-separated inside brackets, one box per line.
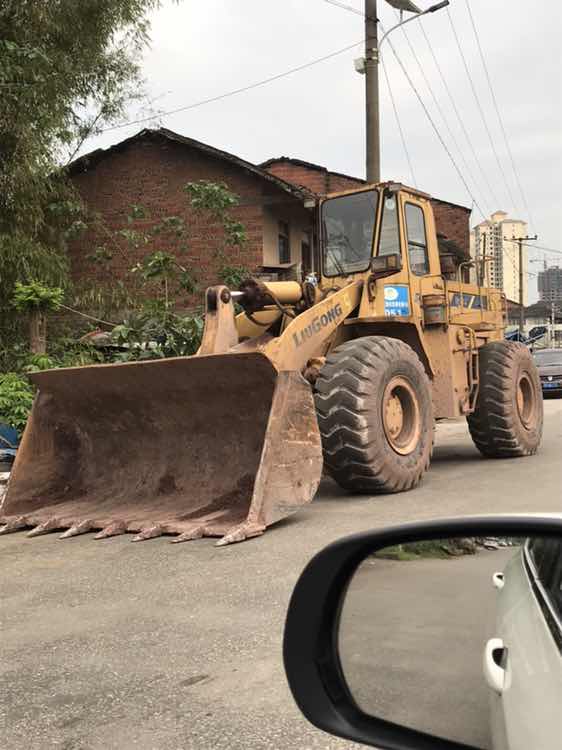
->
[0, 373, 35, 433]
[0, 0, 165, 339]
[12, 282, 64, 312]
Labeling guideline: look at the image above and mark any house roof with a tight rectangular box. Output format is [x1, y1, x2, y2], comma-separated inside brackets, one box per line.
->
[260, 156, 471, 212]
[67, 128, 314, 202]
[260, 156, 366, 186]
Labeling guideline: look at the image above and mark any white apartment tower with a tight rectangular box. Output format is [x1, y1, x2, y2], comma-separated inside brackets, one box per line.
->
[470, 211, 528, 305]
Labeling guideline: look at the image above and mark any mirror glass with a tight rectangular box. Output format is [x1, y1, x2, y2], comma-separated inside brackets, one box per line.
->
[339, 535, 562, 750]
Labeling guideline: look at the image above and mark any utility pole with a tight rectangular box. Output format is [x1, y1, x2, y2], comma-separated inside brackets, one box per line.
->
[359, 1, 448, 183]
[507, 234, 538, 336]
[365, 0, 380, 183]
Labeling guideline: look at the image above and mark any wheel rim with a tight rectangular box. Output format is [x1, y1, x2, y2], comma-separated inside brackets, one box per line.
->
[516, 371, 537, 430]
[382, 376, 421, 455]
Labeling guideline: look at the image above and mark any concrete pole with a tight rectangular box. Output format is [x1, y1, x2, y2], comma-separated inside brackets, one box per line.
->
[365, 0, 380, 183]
[507, 234, 537, 336]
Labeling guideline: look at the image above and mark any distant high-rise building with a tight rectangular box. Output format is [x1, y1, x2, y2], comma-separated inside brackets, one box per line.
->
[538, 266, 562, 303]
[470, 211, 528, 305]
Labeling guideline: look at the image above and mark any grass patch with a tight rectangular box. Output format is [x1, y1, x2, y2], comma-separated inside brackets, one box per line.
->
[374, 539, 477, 561]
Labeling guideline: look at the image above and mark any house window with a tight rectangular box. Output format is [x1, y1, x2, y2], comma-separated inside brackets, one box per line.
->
[278, 221, 290, 264]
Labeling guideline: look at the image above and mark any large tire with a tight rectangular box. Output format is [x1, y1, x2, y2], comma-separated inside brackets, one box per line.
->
[315, 336, 433, 494]
[467, 340, 543, 457]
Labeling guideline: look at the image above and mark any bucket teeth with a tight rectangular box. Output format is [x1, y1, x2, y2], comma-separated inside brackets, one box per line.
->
[216, 523, 265, 547]
[171, 527, 205, 543]
[27, 518, 61, 538]
[131, 525, 163, 542]
[94, 521, 127, 540]
[59, 520, 94, 539]
[0, 517, 29, 535]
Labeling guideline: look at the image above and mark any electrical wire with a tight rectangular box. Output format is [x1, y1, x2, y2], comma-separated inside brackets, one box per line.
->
[99, 39, 365, 134]
[380, 55, 417, 187]
[322, 0, 374, 21]
[446, 7, 517, 214]
[416, 20, 497, 217]
[522, 243, 562, 256]
[318, 0, 492, 220]
[379, 24, 488, 221]
[464, 0, 536, 233]
[395, 15, 489, 214]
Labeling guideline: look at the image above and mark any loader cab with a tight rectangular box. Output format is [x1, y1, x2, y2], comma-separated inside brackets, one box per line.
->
[319, 183, 441, 286]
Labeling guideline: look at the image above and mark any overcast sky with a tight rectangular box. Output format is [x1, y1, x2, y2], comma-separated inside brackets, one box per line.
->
[86, 0, 562, 301]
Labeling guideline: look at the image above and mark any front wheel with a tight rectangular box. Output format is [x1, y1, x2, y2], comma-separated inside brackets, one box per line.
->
[315, 336, 434, 494]
[467, 341, 543, 457]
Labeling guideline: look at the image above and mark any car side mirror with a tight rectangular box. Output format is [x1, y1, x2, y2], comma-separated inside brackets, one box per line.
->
[283, 515, 562, 750]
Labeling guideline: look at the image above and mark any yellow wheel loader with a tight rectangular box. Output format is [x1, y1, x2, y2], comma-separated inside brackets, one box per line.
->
[0, 182, 543, 545]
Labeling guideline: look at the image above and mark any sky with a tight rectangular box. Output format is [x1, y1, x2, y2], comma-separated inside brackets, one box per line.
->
[85, 0, 562, 302]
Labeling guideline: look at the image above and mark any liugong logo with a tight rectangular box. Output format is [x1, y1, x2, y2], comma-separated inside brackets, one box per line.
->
[292, 303, 343, 348]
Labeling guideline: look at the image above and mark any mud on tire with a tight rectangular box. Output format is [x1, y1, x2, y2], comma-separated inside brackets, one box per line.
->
[315, 336, 434, 494]
[467, 340, 543, 457]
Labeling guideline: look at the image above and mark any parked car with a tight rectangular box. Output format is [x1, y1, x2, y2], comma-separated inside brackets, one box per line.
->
[487, 536, 562, 750]
[533, 348, 562, 395]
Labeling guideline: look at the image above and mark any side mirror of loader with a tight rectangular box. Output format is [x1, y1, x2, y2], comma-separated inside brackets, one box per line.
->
[370, 252, 402, 279]
[283, 514, 562, 750]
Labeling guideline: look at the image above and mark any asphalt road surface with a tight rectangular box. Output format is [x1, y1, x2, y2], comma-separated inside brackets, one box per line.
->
[1, 400, 561, 750]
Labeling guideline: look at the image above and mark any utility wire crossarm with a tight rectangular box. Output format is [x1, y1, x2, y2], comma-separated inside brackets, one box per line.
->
[504, 234, 538, 334]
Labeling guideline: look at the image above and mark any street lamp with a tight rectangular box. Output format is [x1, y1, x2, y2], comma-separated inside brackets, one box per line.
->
[379, 1, 450, 51]
[359, 0, 450, 183]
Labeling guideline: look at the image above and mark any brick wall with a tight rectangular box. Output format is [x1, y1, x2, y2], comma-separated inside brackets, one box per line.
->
[263, 159, 364, 196]
[69, 135, 288, 308]
[430, 199, 471, 259]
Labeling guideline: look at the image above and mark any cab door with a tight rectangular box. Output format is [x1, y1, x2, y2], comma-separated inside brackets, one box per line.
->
[398, 195, 443, 322]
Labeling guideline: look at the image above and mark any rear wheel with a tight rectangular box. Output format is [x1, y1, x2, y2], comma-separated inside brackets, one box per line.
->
[315, 336, 433, 493]
[467, 340, 543, 457]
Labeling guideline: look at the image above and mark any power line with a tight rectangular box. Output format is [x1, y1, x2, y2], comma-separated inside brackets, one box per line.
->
[523, 243, 562, 257]
[322, 0, 374, 22]
[379, 24, 488, 221]
[416, 20, 496, 217]
[380, 55, 417, 187]
[319, 0, 489, 218]
[463, 0, 536, 232]
[395, 15, 489, 214]
[446, 7, 517, 213]
[99, 39, 365, 134]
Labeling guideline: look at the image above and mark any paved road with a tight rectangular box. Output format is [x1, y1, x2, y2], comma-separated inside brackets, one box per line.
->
[1, 400, 561, 750]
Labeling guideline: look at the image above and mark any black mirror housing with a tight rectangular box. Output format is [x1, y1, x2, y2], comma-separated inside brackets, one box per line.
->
[283, 515, 562, 750]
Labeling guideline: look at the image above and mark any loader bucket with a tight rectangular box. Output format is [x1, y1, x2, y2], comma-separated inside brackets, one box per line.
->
[0, 353, 322, 545]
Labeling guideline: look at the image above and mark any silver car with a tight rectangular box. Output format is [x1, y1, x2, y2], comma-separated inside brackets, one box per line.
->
[488, 538, 562, 750]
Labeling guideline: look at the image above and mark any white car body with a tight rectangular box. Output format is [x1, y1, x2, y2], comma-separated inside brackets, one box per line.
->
[488, 540, 562, 750]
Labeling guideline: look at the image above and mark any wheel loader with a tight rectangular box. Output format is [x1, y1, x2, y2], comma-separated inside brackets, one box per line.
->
[0, 182, 543, 545]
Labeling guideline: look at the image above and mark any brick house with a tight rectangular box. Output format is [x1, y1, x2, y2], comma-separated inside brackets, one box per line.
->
[67, 129, 472, 307]
[67, 129, 315, 306]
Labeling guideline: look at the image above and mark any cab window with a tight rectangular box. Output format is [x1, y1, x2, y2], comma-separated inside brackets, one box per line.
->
[405, 203, 429, 276]
[378, 194, 400, 257]
[322, 190, 378, 277]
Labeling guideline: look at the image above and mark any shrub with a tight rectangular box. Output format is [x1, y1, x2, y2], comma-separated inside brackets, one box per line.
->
[0, 373, 34, 434]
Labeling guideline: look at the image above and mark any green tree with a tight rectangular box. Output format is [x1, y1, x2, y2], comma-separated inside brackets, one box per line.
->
[12, 282, 64, 354]
[0, 0, 168, 342]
